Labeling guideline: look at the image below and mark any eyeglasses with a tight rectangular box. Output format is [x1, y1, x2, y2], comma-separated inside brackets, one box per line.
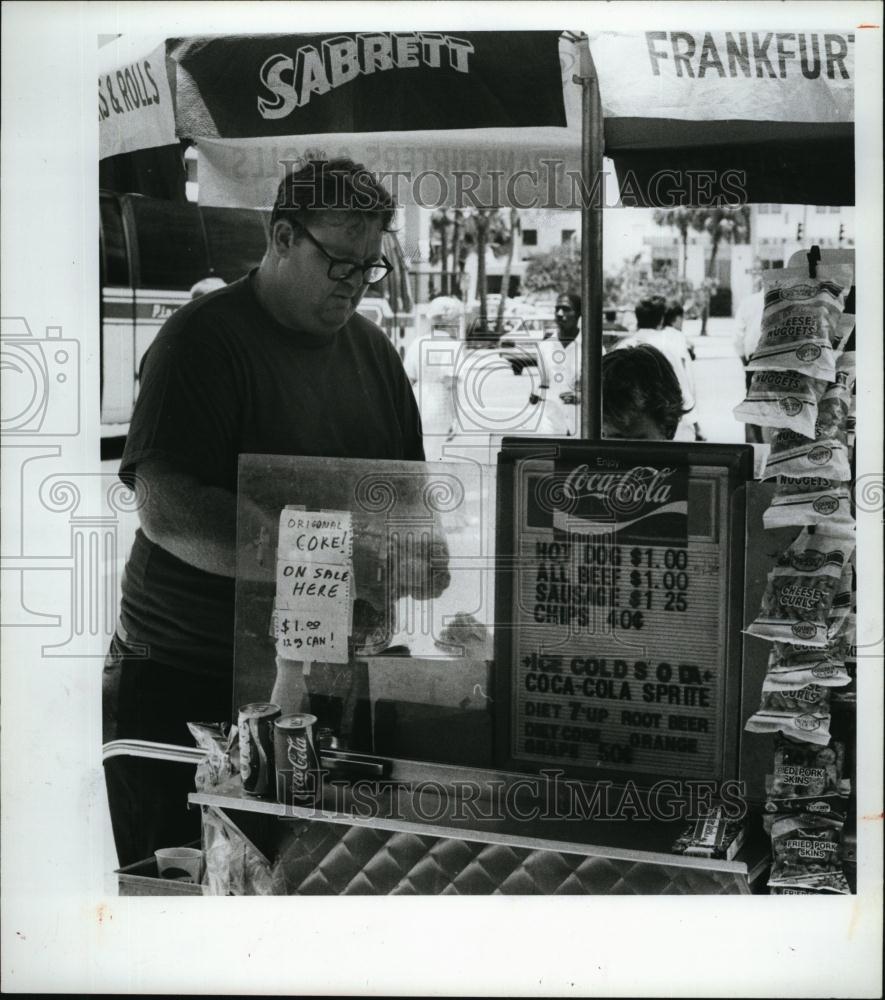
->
[298, 225, 393, 285]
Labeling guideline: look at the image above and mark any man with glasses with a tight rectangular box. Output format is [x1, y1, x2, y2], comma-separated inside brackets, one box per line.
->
[104, 159, 425, 866]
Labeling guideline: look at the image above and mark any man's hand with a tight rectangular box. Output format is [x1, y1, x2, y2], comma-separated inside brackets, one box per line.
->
[136, 458, 274, 578]
[390, 530, 451, 600]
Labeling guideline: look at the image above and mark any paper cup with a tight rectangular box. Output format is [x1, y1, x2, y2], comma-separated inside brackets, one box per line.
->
[154, 847, 203, 883]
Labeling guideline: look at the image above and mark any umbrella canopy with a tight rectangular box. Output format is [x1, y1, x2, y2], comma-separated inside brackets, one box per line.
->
[99, 31, 583, 209]
[588, 29, 855, 206]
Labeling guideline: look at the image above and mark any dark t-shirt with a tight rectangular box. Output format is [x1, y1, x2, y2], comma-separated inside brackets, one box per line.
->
[119, 272, 424, 675]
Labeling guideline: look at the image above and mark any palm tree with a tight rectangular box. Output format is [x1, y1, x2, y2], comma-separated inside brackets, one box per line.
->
[653, 207, 693, 280]
[462, 209, 495, 329]
[494, 208, 521, 334]
[691, 207, 751, 335]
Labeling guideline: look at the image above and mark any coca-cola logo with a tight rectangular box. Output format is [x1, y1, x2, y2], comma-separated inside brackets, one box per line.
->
[808, 446, 833, 466]
[813, 496, 839, 515]
[792, 622, 817, 640]
[238, 720, 252, 780]
[560, 464, 676, 514]
[796, 344, 822, 362]
[779, 396, 802, 416]
[794, 713, 821, 731]
[287, 734, 309, 789]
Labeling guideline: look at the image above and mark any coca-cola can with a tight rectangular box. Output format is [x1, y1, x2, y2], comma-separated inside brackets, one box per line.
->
[238, 702, 281, 796]
[274, 713, 322, 806]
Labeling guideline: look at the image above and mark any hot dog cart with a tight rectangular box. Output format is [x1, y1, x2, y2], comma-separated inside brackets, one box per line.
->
[97, 28, 861, 896]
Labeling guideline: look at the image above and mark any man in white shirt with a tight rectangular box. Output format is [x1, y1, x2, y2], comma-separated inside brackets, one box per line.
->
[733, 273, 766, 443]
[531, 292, 582, 436]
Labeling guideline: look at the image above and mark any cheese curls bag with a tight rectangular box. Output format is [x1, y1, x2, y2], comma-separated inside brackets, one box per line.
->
[763, 476, 853, 531]
[744, 679, 831, 745]
[746, 264, 852, 380]
[765, 643, 852, 688]
[746, 528, 854, 646]
[733, 370, 826, 437]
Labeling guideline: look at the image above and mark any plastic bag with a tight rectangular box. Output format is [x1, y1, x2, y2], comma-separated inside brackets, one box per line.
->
[763, 735, 849, 829]
[763, 476, 853, 532]
[746, 529, 854, 646]
[767, 814, 847, 892]
[746, 265, 852, 381]
[762, 352, 855, 481]
[201, 805, 274, 896]
[187, 721, 237, 792]
[734, 370, 826, 437]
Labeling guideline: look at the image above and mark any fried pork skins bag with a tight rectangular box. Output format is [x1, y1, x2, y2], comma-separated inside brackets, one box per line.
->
[746, 265, 852, 381]
[767, 814, 848, 892]
[762, 735, 849, 829]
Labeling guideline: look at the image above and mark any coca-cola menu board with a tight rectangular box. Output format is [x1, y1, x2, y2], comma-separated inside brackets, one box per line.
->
[494, 439, 753, 786]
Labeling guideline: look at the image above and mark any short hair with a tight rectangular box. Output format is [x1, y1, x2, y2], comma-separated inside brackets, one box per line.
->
[557, 292, 581, 313]
[634, 296, 666, 330]
[602, 344, 688, 440]
[270, 157, 396, 234]
[663, 299, 684, 326]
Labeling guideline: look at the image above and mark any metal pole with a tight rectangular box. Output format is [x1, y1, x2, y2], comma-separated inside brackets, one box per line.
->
[575, 36, 604, 439]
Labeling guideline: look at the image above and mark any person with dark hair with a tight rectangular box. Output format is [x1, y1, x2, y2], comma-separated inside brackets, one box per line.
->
[103, 158, 426, 866]
[531, 291, 582, 435]
[620, 295, 704, 440]
[602, 343, 690, 440]
[633, 295, 667, 332]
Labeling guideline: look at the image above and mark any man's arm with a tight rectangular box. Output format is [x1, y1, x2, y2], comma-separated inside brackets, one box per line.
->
[136, 457, 246, 577]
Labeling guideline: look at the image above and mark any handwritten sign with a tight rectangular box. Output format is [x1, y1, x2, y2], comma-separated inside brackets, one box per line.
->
[274, 508, 353, 663]
[272, 609, 348, 660]
[277, 510, 352, 561]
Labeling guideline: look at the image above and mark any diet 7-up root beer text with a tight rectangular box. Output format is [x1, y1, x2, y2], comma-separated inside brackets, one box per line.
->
[495, 441, 750, 786]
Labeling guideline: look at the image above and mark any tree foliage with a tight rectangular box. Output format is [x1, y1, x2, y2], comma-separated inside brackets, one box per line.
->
[522, 243, 582, 295]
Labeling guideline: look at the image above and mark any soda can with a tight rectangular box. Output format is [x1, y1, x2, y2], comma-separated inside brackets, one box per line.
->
[274, 713, 322, 806]
[238, 702, 281, 796]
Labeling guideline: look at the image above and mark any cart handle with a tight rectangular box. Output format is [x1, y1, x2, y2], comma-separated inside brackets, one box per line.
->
[102, 739, 207, 764]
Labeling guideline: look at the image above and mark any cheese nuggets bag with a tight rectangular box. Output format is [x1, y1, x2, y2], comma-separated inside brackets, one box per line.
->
[762, 356, 855, 481]
[734, 370, 826, 437]
[763, 476, 853, 532]
[746, 529, 854, 646]
[747, 265, 852, 381]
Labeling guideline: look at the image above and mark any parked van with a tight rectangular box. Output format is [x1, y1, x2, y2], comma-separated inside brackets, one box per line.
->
[99, 191, 414, 437]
